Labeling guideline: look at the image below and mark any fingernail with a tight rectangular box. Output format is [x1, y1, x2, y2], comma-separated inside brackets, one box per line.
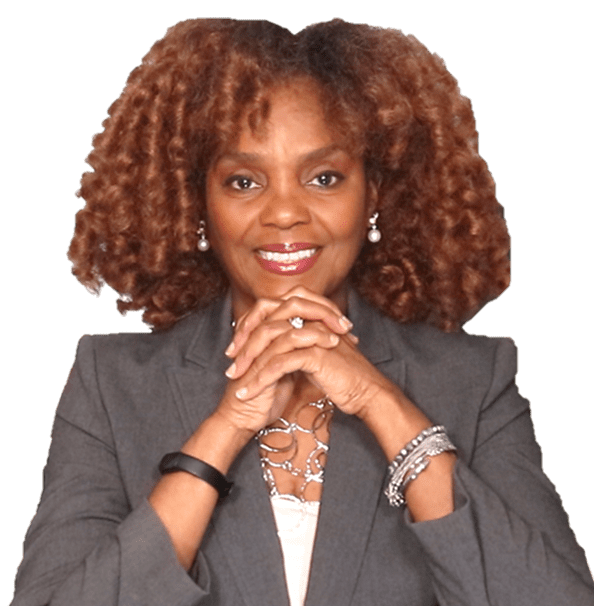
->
[225, 342, 235, 357]
[225, 363, 236, 378]
[235, 387, 248, 400]
[339, 316, 353, 330]
[330, 334, 340, 346]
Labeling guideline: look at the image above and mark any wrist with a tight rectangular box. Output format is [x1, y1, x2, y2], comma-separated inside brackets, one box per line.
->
[183, 412, 253, 474]
[356, 386, 434, 462]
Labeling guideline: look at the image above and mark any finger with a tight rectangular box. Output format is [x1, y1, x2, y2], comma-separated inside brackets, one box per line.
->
[228, 318, 313, 376]
[347, 332, 359, 345]
[230, 296, 352, 358]
[279, 285, 344, 317]
[227, 323, 341, 380]
[235, 347, 322, 401]
[227, 286, 356, 358]
[229, 291, 358, 376]
[226, 298, 282, 357]
[226, 318, 293, 375]
[269, 295, 353, 334]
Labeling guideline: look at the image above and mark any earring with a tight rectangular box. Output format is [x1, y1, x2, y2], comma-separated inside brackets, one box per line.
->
[197, 220, 210, 252]
[367, 212, 381, 243]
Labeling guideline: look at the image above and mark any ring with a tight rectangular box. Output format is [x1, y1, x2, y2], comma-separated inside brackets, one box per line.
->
[289, 316, 304, 329]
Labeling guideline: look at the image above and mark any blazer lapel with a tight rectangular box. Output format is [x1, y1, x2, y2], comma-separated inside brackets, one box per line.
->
[166, 296, 289, 606]
[304, 410, 387, 605]
[166, 295, 233, 436]
[305, 291, 403, 606]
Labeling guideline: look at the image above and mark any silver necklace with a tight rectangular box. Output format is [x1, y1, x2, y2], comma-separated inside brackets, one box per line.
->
[256, 396, 334, 502]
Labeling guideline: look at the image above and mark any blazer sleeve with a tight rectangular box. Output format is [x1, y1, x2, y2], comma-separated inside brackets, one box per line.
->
[405, 338, 594, 606]
[11, 336, 211, 606]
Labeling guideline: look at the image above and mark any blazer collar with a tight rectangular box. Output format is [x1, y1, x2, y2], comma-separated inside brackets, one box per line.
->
[184, 293, 234, 374]
[169, 290, 402, 606]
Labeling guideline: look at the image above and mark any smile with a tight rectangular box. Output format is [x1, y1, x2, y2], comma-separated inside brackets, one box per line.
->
[255, 247, 320, 275]
[257, 248, 317, 263]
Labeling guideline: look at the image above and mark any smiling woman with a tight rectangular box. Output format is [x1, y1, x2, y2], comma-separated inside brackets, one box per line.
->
[10, 17, 594, 606]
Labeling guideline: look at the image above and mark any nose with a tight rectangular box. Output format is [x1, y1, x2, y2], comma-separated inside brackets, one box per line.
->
[259, 185, 311, 230]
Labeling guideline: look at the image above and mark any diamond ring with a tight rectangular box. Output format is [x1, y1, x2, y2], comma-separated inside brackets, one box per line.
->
[289, 316, 304, 329]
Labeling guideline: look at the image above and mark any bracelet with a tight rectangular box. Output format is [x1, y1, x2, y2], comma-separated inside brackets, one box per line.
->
[159, 452, 234, 499]
[384, 426, 456, 508]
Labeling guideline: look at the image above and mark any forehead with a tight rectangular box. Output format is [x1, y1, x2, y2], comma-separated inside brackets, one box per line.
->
[207, 77, 365, 169]
[239, 83, 329, 146]
[248, 79, 358, 145]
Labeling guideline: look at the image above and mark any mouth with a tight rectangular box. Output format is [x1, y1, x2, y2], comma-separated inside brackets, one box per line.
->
[255, 245, 320, 275]
[257, 248, 317, 263]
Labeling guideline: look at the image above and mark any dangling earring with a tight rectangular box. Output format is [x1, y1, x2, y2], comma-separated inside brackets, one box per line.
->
[367, 212, 381, 243]
[197, 220, 210, 252]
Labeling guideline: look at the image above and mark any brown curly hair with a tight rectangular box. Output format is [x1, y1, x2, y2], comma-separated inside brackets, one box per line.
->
[69, 18, 510, 332]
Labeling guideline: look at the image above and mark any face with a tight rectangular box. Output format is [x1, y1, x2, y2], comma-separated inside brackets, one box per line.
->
[206, 80, 374, 318]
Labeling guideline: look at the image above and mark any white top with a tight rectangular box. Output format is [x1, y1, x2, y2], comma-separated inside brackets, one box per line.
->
[270, 495, 320, 606]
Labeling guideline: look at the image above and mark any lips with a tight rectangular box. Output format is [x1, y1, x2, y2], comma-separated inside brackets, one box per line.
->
[258, 248, 317, 263]
[256, 243, 320, 275]
[259, 242, 316, 253]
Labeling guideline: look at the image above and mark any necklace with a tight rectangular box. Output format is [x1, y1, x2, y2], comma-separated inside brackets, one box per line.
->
[256, 396, 334, 502]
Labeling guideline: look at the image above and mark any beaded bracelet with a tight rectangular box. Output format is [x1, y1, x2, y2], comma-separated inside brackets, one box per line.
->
[384, 426, 456, 507]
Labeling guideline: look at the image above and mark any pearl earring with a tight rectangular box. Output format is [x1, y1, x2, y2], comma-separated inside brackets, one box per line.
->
[367, 212, 381, 243]
[197, 220, 210, 252]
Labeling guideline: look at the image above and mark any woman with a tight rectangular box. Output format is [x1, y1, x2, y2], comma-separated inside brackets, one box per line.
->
[11, 18, 594, 606]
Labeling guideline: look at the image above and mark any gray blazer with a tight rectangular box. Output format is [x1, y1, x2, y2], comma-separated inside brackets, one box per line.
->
[11, 292, 594, 606]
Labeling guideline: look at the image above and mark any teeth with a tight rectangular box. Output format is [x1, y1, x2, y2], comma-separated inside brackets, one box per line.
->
[258, 248, 317, 263]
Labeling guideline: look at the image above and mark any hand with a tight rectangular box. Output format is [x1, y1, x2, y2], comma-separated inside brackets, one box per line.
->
[224, 286, 396, 419]
[211, 287, 350, 436]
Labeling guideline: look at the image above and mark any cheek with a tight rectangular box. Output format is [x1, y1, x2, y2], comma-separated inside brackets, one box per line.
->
[336, 196, 368, 243]
[334, 218, 364, 244]
[205, 186, 240, 251]
[208, 212, 241, 254]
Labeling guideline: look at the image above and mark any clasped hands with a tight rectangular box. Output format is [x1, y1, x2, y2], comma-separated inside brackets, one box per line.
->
[216, 286, 399, 438]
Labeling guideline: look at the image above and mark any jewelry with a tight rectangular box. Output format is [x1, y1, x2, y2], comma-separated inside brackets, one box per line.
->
[197, 220, 210, 252]
[367, 212, 381, 243]
[159, 452, 233, 499]
[256, 396, 334, 502]
[289, 316, 304, 329]
[384, 425, 456, 507]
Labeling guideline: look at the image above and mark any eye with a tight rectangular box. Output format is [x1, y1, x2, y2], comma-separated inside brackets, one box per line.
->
[308, 171, 344, 188]
[225, 175, 260, 191]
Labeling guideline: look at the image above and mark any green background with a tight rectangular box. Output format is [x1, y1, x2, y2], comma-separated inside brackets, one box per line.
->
[0, 0, 594, 604]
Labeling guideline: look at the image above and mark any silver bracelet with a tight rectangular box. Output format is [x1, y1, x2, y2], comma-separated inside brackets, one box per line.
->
[384, 426, 456, 507]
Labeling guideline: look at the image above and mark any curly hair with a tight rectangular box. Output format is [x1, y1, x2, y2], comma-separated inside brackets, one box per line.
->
[69, 18, 510, 332]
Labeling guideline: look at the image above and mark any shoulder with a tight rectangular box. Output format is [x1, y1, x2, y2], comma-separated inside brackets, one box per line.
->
[355, 288, 517, 380]
[352, 291, 518, 404]
[386, 318, 519, 416]
[73, 304, 213, 374]
[387, 319, 516, 377]
[59, 310, 210, 432]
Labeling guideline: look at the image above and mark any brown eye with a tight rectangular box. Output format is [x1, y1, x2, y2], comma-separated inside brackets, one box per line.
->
[226, 175, 259, 190]
[309, 171, 344, 188]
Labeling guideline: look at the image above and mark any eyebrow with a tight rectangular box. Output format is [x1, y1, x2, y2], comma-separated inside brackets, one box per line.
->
[216, 143, 346, 166]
